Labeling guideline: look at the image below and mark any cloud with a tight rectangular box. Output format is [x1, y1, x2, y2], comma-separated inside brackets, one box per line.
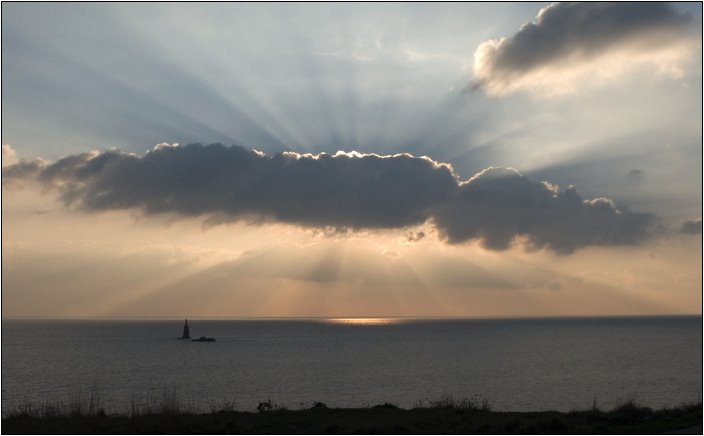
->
[433, 167, 657, 253]
[2, 144, 19, 167]
[404, 230, 426, 243]
[1, 156, 47, 187]
[471, 2, 695, 96]
[3, 143, 658, 254]
[627, 169, 645, 181]
[679, 218, 702, 235]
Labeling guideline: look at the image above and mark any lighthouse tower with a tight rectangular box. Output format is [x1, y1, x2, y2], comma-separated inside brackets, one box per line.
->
[180, 319, 190, 339]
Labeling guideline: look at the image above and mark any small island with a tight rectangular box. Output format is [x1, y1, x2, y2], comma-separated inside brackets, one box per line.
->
[178, 320, 215, 342]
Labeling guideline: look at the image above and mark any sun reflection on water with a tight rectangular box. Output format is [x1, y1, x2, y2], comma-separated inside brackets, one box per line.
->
[323, 317, 405, 325]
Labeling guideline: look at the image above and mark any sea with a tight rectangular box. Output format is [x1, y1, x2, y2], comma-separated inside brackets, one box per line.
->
[1, 316, 702, 415]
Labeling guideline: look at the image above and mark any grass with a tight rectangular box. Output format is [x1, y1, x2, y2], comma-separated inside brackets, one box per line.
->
[2, 392, 701, 434]
[8, 387, 106, 419]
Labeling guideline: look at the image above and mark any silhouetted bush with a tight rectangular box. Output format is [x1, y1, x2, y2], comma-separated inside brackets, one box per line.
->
[256, 399, 273, 413]
[608, 399, 653, 425]
[371, 403, 399, 409]
[425, 394, 491, 411]
[255, 398, 285, 413]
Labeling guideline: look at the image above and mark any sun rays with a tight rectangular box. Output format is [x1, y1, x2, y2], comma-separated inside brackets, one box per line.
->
[2, 2, 701, 319]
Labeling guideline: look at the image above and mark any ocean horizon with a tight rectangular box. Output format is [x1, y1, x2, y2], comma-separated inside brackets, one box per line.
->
[4, 314, 701, 321]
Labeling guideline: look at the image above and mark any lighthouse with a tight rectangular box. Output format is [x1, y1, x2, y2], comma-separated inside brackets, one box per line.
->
[180, 319, 190, 339]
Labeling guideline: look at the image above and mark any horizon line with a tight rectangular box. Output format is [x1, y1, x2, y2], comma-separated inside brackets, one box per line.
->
[2, 314, 701, 321]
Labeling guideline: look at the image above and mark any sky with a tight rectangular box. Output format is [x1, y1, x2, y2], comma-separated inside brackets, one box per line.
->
[2, 2, 702, 318]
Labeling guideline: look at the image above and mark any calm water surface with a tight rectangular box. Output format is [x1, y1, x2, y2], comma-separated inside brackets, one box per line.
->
[2, 316, 701, 414]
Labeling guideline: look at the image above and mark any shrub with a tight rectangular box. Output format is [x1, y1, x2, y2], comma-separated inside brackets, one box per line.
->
[256, 399, 272, 413]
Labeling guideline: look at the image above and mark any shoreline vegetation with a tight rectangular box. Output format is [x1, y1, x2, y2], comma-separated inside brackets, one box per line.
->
[2, 394, 701, 434]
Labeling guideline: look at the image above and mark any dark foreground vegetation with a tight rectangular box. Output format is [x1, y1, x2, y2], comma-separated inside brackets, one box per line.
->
[3, 397, 701, 434]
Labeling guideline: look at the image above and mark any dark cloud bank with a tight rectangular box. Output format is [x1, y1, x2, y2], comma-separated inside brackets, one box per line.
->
[679, 218, 702, 235]
[3, 143, 658, 254]
[473, 2, 692, 91]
